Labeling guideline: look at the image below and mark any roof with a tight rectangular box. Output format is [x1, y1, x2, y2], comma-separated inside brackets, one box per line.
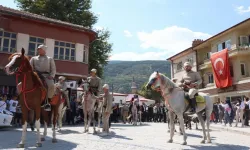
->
[167, 18, 250, 61]
[0, 5, 97, 41]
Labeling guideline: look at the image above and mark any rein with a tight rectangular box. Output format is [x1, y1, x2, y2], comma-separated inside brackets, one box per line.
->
[15, 58, 38, 111]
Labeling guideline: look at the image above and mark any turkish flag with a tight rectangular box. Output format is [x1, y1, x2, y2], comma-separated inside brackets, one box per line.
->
[210, 48, 232, 88]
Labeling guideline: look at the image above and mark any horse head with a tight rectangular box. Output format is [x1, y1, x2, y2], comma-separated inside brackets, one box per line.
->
[5, 48, 32, 75]
[146, 71, 162, 91]
[81, 79, 90, 92]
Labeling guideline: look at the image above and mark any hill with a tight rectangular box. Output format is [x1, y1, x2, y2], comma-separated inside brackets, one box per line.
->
[103, 60, 171, 94]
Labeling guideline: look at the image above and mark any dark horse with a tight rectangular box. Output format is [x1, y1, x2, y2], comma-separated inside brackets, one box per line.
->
[4, 48, 61, 148]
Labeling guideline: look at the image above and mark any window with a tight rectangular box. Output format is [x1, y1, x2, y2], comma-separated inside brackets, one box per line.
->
[240, 63, 246, 76]
[177, 62, 182, 71]
[0, 31, 16, 53]
[217, 40, 231, 51]
[28, 36, 45, 56]
[239, 36, 249, 46]
[225, 40, 231, 50]
[83, 45, 88, 63]
[230, 65, 234, 77]
[186, 57, 193, 64]
[208, 74, 214, 83]
[205, 52, 210, 60]
[54, 41, 75, 61]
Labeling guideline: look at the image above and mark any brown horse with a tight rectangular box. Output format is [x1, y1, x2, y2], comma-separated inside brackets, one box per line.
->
[4, 48, 61, 148]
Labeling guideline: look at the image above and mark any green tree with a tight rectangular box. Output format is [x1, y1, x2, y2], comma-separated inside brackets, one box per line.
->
[15, 0, 112, 77]
[137, 82, 163, 103]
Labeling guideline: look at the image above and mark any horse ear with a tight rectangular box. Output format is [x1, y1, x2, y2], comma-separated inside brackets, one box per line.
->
[156, 71, 159, 74]
[21, 48, 25, 56]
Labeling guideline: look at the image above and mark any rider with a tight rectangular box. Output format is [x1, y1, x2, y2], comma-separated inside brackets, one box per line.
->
[87, 69, 102, 97]
[177, 62, 202, 113]
[30, 44, 56, 111]
[55, 76, 71, 110]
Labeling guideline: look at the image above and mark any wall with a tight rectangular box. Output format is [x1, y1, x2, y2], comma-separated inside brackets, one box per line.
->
[172, 51, 196, 80]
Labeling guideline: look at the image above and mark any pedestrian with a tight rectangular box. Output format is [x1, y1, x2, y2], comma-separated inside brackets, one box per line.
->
[244, 97, 249, 126]
[235, 98, 245, 127]
[221, 98, 234, 127]
[100, 84, 113, 136]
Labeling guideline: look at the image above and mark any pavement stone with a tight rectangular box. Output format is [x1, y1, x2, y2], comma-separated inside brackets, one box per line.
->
[0, 123, 250, 150]
[209, 122, 250, 136]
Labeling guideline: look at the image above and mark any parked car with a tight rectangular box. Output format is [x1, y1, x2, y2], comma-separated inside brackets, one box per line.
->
[0, 109, 13, 127]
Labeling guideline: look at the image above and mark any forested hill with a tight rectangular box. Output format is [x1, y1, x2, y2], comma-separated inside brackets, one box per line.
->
[103, 60, 171, 94]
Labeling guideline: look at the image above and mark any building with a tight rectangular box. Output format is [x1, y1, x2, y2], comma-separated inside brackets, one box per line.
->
[167, 18, 250, 103]
[131, 77, 137, 94]
[0, 6, 96, 96]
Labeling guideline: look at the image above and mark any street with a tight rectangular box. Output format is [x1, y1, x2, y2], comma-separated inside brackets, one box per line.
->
[0, 123, 250, 150]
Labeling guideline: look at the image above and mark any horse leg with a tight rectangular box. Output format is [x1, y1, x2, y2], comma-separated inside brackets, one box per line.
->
[167, 112, 175, 143]
[83, 110, 88, 133]
[93, 111, 97, 134]
[206, 111, 212, 143]
[35, 108, 42, 147]
[177, 114, 187, 145]
[97, 112, 101, 132]
[17, 109, 28, 148]
[197, 112, 207, 144]
[87, 112, 92, 133]
[196, 122, 198, 130]
[29, 110, 35, 131]
[52, 105, 58, 143]
[41, 110, 48, 141]
[58, 103, 64, 131]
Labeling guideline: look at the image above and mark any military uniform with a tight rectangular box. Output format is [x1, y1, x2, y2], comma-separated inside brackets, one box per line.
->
[30, 55, 56, 99]
[178, 62, 202, 112]
[101, 84, 113, 135]
[87, 76, 102, 96]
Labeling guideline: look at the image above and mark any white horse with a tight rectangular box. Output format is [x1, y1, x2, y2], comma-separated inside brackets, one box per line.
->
[132, 100, 138, 125]
[146, 72, 213, 145]
[77, 80, 99, 134]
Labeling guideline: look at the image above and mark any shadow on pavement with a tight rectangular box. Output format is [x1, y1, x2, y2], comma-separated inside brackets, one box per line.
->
[189, 143, 250, 150]
[111, 123, 150, 127]
[98, 131, 133, 140]
[0, 128, 78, 150]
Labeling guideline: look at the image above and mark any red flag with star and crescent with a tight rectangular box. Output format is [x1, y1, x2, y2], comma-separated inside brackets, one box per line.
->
[210, 48, 232, 88]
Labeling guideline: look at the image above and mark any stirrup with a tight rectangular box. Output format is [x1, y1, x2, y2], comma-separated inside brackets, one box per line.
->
[44, 104, 51, 111]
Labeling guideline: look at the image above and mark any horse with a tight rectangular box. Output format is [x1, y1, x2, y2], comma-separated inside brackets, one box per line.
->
[146, 72, 213, 145]
[96, 99, 103, 132]
[77, 79, 99, 133]
[4, 48, 61, 148]
[57, 92, 69, 131]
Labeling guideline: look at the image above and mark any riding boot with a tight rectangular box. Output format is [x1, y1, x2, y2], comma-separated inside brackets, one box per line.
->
[189, 98, 196, 113]
[44, 98, 51, 111]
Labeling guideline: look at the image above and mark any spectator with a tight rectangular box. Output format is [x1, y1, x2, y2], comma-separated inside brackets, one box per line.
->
[235, 98, 245, 127]
[8, 95, 18, 125]
[244, 97, 249, 126]
[0, 94, 7, 110]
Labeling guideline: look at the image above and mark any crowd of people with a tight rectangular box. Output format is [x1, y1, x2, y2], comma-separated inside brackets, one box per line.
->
[210, 96, 250, 127]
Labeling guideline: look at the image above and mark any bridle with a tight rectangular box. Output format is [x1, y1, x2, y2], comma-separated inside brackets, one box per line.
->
[14, 56, 38, 110]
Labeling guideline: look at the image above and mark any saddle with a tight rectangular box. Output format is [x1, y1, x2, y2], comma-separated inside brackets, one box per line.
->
[184, 94, 206, 113]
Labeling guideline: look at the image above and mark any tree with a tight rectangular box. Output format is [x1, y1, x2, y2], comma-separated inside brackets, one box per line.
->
[137, 82, 163, 103]
[89, 29, 112, 77]
[15, 0, 112, 77]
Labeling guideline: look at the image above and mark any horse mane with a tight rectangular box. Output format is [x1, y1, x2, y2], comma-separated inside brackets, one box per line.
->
[9, 53, 43, 87]
[159, 73, 177, 89]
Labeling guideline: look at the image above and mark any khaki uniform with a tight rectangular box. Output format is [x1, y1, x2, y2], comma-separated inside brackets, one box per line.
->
[87, 76, 102, 96]
[121, 105, 129, 123]
[178, 70, 202, 98]
[30, 55, 56, 98]
[102, 92, 113, 133]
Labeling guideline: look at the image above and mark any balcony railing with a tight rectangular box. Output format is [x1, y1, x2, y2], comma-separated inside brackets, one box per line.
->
[198, 45, 250, 70]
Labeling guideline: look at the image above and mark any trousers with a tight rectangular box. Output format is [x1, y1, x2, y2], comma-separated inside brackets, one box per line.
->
[102, 113, 110, 133]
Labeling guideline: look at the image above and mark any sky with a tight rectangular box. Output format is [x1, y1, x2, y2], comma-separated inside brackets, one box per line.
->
[1, 0, 250, 61]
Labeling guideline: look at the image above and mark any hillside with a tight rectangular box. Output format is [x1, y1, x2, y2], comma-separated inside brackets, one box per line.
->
[103, 60, 171, 94]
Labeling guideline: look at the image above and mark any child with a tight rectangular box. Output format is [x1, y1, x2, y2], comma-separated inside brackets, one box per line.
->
[8, 95, 18, 125]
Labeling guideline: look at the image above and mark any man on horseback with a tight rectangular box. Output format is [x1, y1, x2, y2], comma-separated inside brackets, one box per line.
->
[178, 62, 202, 113]
[87, 69, 102, 96]
[30, 44, 56, 111]
[55, 76, 71, 109]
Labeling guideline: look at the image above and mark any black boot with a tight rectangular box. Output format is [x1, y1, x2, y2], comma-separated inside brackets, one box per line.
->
[44, 98, 51, 111]
[189, 98, 196, 113]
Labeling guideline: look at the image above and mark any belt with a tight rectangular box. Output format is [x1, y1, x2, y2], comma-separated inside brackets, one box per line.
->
[35, 71, 49, 74]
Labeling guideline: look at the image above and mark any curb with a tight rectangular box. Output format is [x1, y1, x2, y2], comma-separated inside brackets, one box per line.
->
[210, 125, 250, 136]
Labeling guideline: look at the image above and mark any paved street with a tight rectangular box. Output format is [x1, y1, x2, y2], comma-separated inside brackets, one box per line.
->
[0, 123, 250, 150]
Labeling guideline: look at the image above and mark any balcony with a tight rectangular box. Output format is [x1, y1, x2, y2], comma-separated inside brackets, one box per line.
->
[198, 45, 250, 70]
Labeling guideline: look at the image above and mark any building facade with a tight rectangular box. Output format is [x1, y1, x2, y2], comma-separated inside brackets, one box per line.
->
[0, 6, 96, 96]
[168, 18, 250, 103]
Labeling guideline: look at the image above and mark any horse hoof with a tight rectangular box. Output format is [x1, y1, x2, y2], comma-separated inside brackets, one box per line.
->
[200, 140, 205, 144]
[36, 142, 42, 147]
[167, 139, 173, 143]
[17, 144, 24, 148]
[207, 140, 212, 143]
[167, 130, 170, 133]
[182, 141, 187, 145]
[180, 133, 183, 135]
[52, 139, 57, 143]
[41, 137, 45, 141]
